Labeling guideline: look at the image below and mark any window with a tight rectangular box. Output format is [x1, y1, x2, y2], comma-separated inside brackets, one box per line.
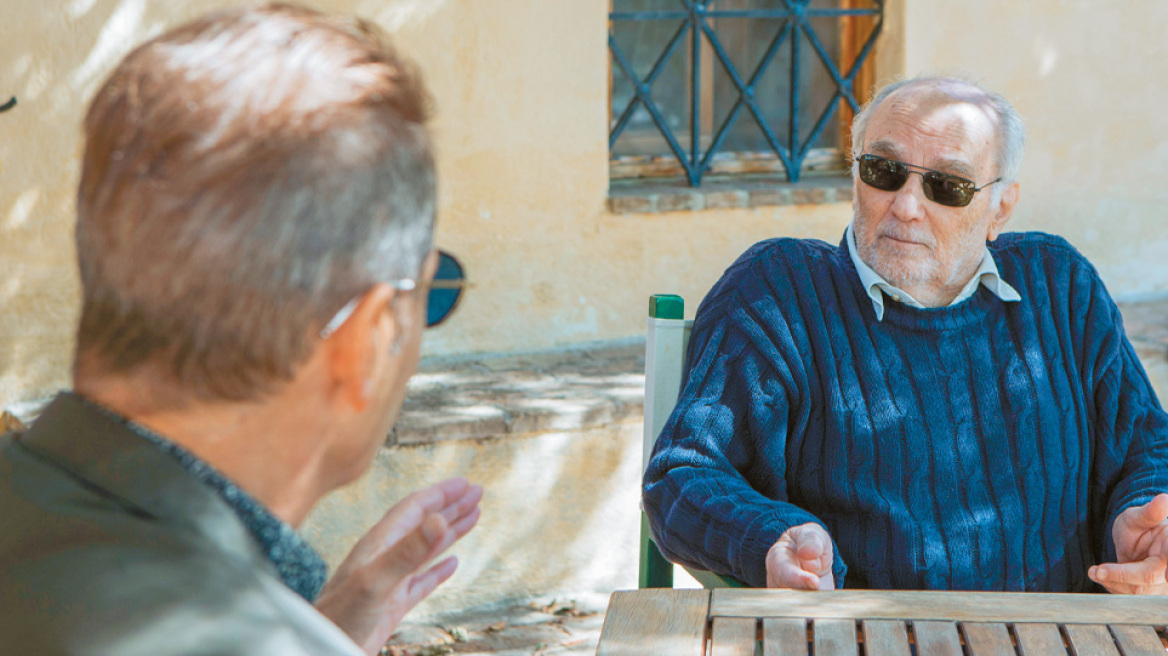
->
[609, 0, 883, 186]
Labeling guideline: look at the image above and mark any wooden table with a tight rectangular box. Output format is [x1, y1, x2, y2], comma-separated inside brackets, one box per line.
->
[596, 588, 1168, 655]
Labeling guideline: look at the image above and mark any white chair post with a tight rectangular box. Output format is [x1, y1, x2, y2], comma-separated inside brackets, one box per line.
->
[643, 313, 693, 473]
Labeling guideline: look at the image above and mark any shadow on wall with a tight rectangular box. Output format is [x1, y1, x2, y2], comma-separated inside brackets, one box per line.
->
[302, 421, 645, 617]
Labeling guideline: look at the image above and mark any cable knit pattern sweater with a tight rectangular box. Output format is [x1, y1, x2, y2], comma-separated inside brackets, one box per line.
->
[643, 231, 1168, 591]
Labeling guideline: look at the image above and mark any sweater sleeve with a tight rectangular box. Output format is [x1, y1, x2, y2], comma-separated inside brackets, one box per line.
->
[1081, 272, 1168, 562]
[642, 292, 847, 588]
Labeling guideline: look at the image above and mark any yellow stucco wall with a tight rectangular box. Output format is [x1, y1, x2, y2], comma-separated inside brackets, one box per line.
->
[902, 1, 1168, 299]
[6, 1, 1164, 405]
[0, 0, 856, 409]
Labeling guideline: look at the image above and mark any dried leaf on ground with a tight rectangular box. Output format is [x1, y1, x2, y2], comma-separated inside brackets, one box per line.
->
[534, 599, 594, 617]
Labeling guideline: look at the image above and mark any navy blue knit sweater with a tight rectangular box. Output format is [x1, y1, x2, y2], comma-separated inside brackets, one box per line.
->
[643, 231, 1168, 591]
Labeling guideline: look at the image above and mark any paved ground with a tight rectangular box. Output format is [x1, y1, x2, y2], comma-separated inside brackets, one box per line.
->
[382, 595, 610, 656]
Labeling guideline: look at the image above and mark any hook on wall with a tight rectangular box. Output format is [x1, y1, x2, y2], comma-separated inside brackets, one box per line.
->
[0, 97, 16, 113]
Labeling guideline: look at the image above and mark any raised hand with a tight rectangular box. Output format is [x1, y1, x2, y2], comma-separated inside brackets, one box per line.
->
[314, 478, 483, 654]
[1089, 493, 1168, 595]
[766, 522, 835, 590]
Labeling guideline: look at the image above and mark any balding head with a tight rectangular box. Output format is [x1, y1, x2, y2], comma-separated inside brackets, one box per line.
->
[851, 76, 1026, 185]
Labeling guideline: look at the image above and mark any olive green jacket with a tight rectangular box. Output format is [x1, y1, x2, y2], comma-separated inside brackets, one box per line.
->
[0, 394, 364, 655]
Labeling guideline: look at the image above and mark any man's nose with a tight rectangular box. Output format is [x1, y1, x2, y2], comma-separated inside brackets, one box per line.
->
[889, 172, 927, 222]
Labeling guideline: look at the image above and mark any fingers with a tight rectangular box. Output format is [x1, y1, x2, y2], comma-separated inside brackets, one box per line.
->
[365, 478, 479, 549]
[371, 480, 482, 578]
[405, 556, 459, 604]
[787, 524, 833, 577]
[1089, 555, 1168, 594]
[770, 562, 820, 590]
[1124, 494, 1168, 532]
[767, 523, 835, 590]
[439, 483, 484, 528]
[375, 513, 451, 587]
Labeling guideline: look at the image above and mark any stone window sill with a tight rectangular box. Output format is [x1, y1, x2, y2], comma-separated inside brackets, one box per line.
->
[607, 174, 853, 215]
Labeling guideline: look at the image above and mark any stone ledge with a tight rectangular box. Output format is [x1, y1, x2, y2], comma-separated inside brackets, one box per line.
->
[6, 299, 1168, 444]
[607, 174, 852, 215]
[391, 343, 645, 446]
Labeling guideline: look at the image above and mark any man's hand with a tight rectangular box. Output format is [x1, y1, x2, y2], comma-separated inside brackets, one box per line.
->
[766, 523, 835, 590]
[314, 478, 483, 654]
[1089, 493, 1168, 595]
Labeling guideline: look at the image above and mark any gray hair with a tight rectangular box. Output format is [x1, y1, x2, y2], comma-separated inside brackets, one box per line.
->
[75, 4, 436, 405]
[850, 75, 1026, 185]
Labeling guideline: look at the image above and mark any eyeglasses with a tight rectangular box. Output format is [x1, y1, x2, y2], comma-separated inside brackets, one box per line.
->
[857, 154, 1001, 208]
[320, 249, 467, 339]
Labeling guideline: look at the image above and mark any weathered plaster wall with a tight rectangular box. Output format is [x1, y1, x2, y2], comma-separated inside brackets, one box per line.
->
[0, 0, 854, 408]
[902, 1, 1168, 300]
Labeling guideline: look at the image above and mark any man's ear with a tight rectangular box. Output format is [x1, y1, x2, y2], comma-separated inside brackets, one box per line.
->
[987, 182, 1020, 241]
[324, 284, 397, 412]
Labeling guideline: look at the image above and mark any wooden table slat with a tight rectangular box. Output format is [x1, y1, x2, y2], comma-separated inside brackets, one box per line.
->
[1064, 624, 1121, 656]
[762, 618, 808, 656]
[711, 617, 757, 656]
[710, 589, 1168, 625]
[597, 590, 1168, 655]
[961, 622, 1015, 656]
[912, 621, 964, 656]
[1108, 624, 1165, 656]
[1013, 623, 1069, 656]
[813, 619, 857, 656]
[596, 589, 710, 656]
[862, 620, 911, 656]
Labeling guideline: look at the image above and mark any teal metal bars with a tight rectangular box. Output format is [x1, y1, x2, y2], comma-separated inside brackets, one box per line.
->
[610, 0, 883, 185]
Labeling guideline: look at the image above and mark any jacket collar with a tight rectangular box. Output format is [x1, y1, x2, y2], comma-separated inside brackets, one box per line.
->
[17, 393, 267, 566]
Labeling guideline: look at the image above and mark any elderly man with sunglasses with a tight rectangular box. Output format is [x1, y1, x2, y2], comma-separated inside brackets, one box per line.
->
[644, 76, 1168, 595]
[0, 6, 478, 655]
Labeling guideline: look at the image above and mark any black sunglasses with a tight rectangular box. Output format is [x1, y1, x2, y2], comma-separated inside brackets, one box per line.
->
[425, 249, 466, 328]
[857, 154, 1000, 208]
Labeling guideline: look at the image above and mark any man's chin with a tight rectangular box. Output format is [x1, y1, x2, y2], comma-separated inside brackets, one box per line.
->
[871, 259, 935, 289]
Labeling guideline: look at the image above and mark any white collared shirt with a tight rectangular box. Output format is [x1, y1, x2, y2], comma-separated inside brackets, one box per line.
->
[846, 223, 1022, 321]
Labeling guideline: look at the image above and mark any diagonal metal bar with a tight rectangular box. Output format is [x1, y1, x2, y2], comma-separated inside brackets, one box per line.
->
[608, 37, 646, 148]
[699, 20, 795, 175]
[793, 8, 884, 159]
[799, 90, 844, 161]
[841, 15, 884, 109]
[608, 31, 696, 178]
[698, 19, 794, 176]
[608, 20, 691, 147]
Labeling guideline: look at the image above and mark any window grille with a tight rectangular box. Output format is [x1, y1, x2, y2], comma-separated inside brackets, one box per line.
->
[609, 0, 883, 185]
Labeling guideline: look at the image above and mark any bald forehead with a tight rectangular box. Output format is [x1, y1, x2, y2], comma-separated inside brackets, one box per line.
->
[865, 83, 1001, 177]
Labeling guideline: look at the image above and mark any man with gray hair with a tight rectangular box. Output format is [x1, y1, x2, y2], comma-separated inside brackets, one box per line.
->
[0, 4, 479, 654]
[644, 76, 1168, 594]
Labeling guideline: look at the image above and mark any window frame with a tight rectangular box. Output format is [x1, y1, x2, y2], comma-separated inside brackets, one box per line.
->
[607, 0, 883, 186]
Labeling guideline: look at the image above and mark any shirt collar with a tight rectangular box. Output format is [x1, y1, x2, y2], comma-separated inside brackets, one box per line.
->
[75, 394, 328, 602]
[846, 222, 1022, 321]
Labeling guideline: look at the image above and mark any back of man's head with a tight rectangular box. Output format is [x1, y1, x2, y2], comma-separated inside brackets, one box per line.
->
[75, 3, 435, 408]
